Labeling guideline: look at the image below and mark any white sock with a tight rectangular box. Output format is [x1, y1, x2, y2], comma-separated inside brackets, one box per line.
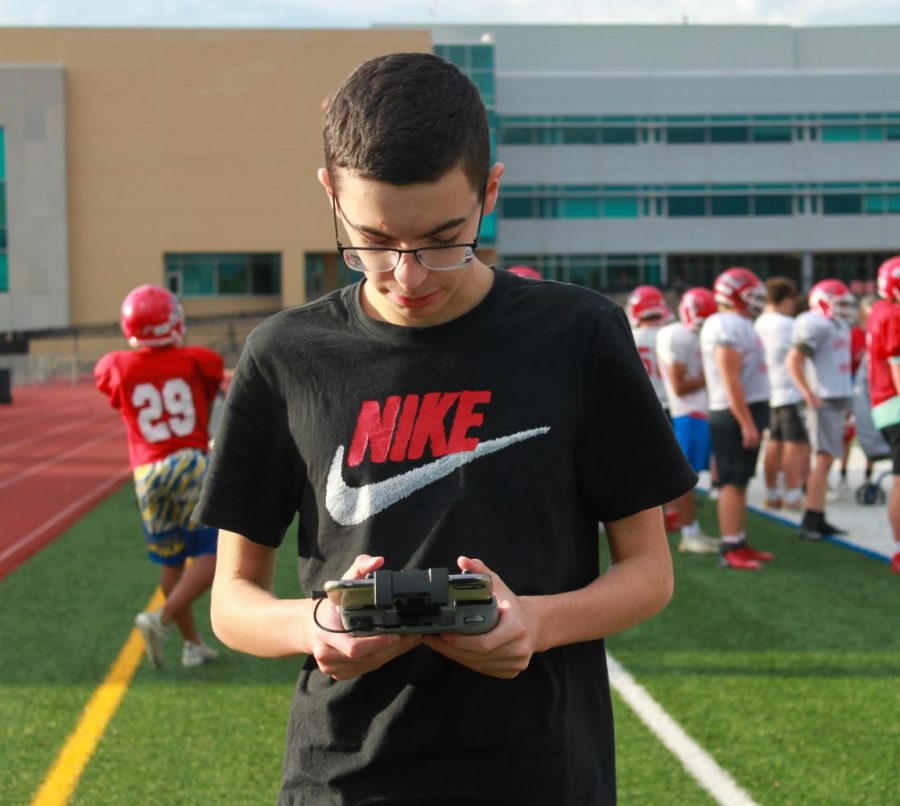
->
[767, 487, 780, 498]
[681, 520, 700, 537]
[784, 488, 803, 504]
[721, 533, 743, 546]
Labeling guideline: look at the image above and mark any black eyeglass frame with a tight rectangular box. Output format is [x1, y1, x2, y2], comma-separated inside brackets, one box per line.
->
[331, 188, 488, 273]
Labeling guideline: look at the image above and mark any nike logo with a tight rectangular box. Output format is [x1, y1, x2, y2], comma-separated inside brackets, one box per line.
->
[325, 427, 551, 526]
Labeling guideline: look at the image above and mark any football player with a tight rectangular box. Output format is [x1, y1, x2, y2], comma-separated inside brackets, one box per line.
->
[786, 279, 855, 541]
[867, 256, 900, 573]
[94, 284, 224, 667]
[658, 287, 719, 554]
[754, 277, 808, 511]
[700, 268, 774, 570]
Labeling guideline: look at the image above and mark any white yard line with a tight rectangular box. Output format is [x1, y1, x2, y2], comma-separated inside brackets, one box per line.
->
[607, 654, 759, 806]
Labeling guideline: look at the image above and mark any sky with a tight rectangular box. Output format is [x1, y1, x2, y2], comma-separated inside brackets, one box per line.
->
[1, 0, 900, 29]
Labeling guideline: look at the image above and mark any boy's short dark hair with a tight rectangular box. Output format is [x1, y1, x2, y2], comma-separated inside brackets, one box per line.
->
[765, 276, 798, 305]
[323, 52, 490, 196]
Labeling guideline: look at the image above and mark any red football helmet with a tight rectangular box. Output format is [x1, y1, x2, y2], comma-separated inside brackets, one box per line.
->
[713, 268, 765, 318]
[678, 287, 718, 331]
[507, 265, 542, 281]
[877, 255, 900, 303]
[626, 285, 669, 326]
[120, 284, 185, 348]
[809, 279, 857, 324]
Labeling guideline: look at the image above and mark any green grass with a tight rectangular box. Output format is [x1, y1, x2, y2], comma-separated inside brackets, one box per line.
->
[1, 491, 897, 804]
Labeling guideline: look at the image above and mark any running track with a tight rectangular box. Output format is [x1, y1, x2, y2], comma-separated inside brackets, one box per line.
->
[0, 383, 130, 580]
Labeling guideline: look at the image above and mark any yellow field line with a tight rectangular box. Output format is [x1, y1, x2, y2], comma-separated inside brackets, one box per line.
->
[30, 588, 165, 806]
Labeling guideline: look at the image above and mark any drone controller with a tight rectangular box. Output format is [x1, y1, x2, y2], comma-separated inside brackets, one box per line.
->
[312, 568, 499, 636]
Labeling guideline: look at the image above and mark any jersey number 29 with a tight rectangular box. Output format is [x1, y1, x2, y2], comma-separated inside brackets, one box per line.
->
[132, 379, 197, 442]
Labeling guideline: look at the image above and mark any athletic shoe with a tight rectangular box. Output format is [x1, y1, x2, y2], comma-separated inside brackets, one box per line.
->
[782, 497, 804, 513]
[678, 533, 719, 554]
[821, 520, 847, 536]
[664, 509, 682, 532]
[719, 544, 762, 571]
[182, 641, 219, 668]
[740, 543, 773, 563]
[798, 524, 826, 541]
[826, 483, 845, 503]
[891, 552, 900, 575]
[134, 609, 170, 669]
[708, 487, 720, 500]
[765, 496, 783, 510]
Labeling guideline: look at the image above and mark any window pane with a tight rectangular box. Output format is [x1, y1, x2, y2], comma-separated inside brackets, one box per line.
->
[668, 196, 707, 216]
[865, 195, 885, 214]
[666, 127, 706, 144]
[601, 127, 637, 144]
[0, 128, 5, 180]
[752, 126, 792, 142]
[500, 128, 534, 145]
[305, 253, 325, 297]
[502, 198, 534, 218]
[561, 127, 600, 145]
[601, 197, 638, 217]
[863, 126, 886, 141]
[181, 254, 214, 295]
[471, 70, 494, 100]
[470, 45, 493, 69]
[217, 255, 250, 295]
[823, 194, 863, 214]
[538, 198, 559, 218]
[0, 252, 7, 292]
[0, 227, 7, 249]
[711, 195, 750, 216]
[754, 195, 793, 216]
[561, 198, 598, 218]
[888, 125, 900, 141]
[888, 194, 900, 213]
[480, 212, 496, 244]
[250, 254, 280, 294]
[710, 126, 749, 143]
[0, 183, 5, 224]
[821, 125, 863, 142]
[447, 46, 467, 67]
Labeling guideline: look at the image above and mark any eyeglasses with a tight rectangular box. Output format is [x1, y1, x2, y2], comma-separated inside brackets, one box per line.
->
[331, 191, 486, 273]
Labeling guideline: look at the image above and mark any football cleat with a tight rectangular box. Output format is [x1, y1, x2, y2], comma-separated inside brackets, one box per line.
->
[740, 543, 773, 563]
[719, 544, 762, 571]
[134, 609, 170, 668]
[664, 508, 682, 532]
[678, 533, 720, 554]
[891, 552, 900, 575]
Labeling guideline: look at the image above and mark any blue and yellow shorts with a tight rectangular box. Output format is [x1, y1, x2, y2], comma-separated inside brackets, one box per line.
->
[133, 448, 218, 566]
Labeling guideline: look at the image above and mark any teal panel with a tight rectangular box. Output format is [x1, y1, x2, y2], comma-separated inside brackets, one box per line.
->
[181, 254, 215, 295]
[501, 198, 533, 218]
[0, 128, 5, 179]
[751, 125, 792, 142]
[710, 126, 749, 143]
[216, 254, 250, 295]
[754, 195, 792, 216]
[865, 195, 885, 213]
[823, 194, 863, 215]
[668, 196, 707, 217]
[821, 125, 863, 141]
[0, 251, 7, 293]
[0, 182, 5, 224]
[499, 128, 535, 145]
[601, 127, 637, 144]
[889, 194, 900, 214]
[711, 196, 750, 216]
[470, 45, 493, 69]
[480, 212, 496, 244]
[666, 127, 706, 144]
[561, 198, 599, 218]
[601, 198, 638, 218]
[561, 127, 601, 145]
[250, 254, 281, 294]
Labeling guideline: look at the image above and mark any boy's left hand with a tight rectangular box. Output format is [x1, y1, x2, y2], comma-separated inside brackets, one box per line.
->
[422, 556, 540, 679]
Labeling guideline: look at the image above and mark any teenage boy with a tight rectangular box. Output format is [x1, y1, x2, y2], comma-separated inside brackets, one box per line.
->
[196, 53, 696, 803]
[867, 256, 900, 573]
[786, 279, 855, 541]
[95, 285, 224, 668]
[754, 277, 808, 511]
[657, 287, 719, 554]
[700, 268, 773, 571]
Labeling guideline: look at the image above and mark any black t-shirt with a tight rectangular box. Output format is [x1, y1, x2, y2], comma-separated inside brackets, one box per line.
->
[196, 269, 697, 805]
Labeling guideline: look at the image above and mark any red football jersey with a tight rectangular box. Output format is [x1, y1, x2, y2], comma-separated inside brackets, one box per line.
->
[94, 345, 224, 469]
[867, 299, 900, 409]
[850, 325, 866, 378]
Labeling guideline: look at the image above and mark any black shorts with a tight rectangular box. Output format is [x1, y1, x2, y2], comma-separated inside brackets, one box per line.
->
[709, 401, 770, 487]
[880, 423, 900, 475]
[769, 403, 808, 443]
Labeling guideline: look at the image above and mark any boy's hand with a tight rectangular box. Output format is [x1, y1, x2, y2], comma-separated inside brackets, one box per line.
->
[422, 556, 539, 679]
[311, 554, 422, 680]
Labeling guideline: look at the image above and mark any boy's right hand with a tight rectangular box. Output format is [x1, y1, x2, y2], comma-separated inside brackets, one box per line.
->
[310, 554, 422, 681]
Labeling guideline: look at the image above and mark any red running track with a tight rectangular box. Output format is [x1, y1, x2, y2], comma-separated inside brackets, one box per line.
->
[0, 383, 130, 580]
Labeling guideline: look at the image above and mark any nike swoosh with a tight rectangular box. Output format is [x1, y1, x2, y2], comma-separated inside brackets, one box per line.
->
[325, 427, 551, 526]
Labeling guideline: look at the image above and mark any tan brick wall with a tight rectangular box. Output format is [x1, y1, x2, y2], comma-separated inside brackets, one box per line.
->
[0, 27, 431, 325]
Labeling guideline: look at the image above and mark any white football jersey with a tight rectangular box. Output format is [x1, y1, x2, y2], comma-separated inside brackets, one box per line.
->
[792, 311, 852, 399]
[631, 325, 668, 409]
[754, 310, 803, 407]
[700, 311, 770, 412]
[657, 321, 708, 418]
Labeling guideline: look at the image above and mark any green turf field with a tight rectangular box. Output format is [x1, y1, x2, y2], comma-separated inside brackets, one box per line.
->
[1, 488, 897, 804]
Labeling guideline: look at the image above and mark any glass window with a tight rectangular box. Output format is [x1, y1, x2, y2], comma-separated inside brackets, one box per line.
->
[480, 212, 497, 244]
[865, 195, 885, 214]
[502, 198, 534, 218]
[0, 227, 7, 249]
[470, 71, 495, 102]
[181, 254, 215, 295]
[668, 196, 707, 216]
[561, 198, 598, 218]
[710, 126, 749, 143]
[601, 197, 638, 217]
[711, 196, 750, 216]
[0, 127, 5, 180]
[821, 125, 864, 142]
[470, 45, 494, 69]
[538, 198, 559, 218]
[561, 128, 601, 145]
[0, 252, 6, 293]
[666, 127, 706, 144]
[217, 254, 250, 295]
[754, 195, 793, 216]
[888, 194, 900, 214]
[823, 194, 863, 215]
[888, 125, 900, 141]
[447, 45, 467, 67]
[752, 126, 792, 142]
[500, 128, 535, 145]
[601, 127, 638, 144]
[166, 253, 280, 296]
[250, 254, 281, 294]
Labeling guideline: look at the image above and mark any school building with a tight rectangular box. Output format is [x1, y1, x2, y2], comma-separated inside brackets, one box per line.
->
[1, 23, 899, 337]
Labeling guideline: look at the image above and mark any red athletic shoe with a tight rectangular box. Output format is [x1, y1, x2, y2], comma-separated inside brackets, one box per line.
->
[664, 509, 682, 532]
[719, 545, 762, 571]
[740, 543, 773, 563]
[891, 552, 900, 575]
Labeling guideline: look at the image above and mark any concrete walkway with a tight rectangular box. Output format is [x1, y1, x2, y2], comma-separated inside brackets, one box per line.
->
[698, 443, 895, 566]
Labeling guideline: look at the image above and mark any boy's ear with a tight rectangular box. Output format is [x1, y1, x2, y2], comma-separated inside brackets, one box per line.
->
[482, 162, 505, 217]
[317, 168, 334, 199]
